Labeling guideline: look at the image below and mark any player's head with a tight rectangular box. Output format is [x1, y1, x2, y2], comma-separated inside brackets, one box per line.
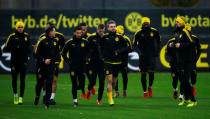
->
[116, 25, 124, 35]
[16, 21, 24, 33]
[45, 21, 55, 30]
[79, 23, 87, 36]
[97, 24, 105, 37]
[107, 20, 116, 33]
[176, 16, 186, 27]
[46, 25, 56, 37]
[74, 26, 82, 39]
[141, 17, 150, 27]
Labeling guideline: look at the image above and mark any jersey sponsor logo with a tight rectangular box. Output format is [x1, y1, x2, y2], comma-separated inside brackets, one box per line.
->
[125, 12, 142, 33]
[115, 37, 119, 42]
[25, 37, 28, 41]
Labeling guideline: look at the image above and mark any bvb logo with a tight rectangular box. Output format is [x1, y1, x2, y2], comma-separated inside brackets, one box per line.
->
[125, 12, 142, 33]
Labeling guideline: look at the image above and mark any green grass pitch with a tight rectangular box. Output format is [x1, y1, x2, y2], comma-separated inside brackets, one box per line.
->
[0, 73, 210, 119]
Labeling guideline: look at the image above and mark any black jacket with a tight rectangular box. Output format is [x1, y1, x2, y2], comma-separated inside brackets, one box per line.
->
[87, 32, 104, 63]
[121, 35, 133, 63]
[191, 34, 201, 63]
[40, 32, 65, 52]
[34, 35, 61, 66]
[166, 37, 177, 65]
[4, 31, 32, 63]
[101, 32, 129, 64]
[62, 36, 89, 68]
[174, 27, 195, 64]
[133, 27, 161, 58]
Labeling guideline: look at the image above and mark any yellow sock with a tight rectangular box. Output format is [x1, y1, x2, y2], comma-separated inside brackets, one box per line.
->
[108, 92, 112, 100]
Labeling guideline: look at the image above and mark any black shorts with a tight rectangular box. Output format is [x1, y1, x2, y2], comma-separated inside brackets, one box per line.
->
[139, 56, 156, 72]
[113, 63, 127, 77]
[104, 63, 121, 77]
[170, 62, 178, 73]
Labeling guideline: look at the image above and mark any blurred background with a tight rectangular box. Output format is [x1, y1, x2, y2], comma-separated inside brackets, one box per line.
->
[0, 0, 210, 9]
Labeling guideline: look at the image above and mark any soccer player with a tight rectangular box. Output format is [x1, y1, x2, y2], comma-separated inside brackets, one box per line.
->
[34, 22, 65, 105]
[3, 21, 32, 105]
[174, 16, 197, 107]
[34, 25, 61, 109]
[185, 23, 201, 97]
[114, 25, 133, 98]
[101, 20, 128, 106]
[133, 17, 161, 98]
[62, 26, 89, 107]
[86, 24, 106, 104]
[79, 23, 93, 98]
[166, 36, 179, 99]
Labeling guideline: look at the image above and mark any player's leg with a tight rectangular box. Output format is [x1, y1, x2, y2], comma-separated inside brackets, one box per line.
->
[191, 69, 197, 96]
[121, 65, 128, 97]
[141, 71, 147, 98]
[34, 67, 44, 105]
[44, 67, 54, 109]
[70, 70, 78, 107]
[50, 66, 59, 104]
[11, 64, 18, 104]
[148, 71, 154, 97]
[19, 64, 27, 104]
[113, 65, 120, 98]
[105, 63, 114, 106]
[86, 66, 97, 100]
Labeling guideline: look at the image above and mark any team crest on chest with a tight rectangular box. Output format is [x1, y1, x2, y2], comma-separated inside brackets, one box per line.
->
[24, 37, 28, 41]
[81, 43, 85, 47]
[54, 42, 57, 46]
[150, 32, 154, 37]
[115, 37, 119, 42]
[55, 37, 59, 41]
[179, 34, 182, 38]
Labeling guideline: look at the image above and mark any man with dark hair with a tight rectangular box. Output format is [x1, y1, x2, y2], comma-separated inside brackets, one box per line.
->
[34, 25, 61, 109]
[133, 17, 161, 98]
[114, 25, 133, 98]
[62, 26, 89, 107]
[101, 20, 129, 106]
[34, 21, 65, 105]
[4, 21, 32, 105]
[80, 23, 91, 39]
[79, 22, 95, 98]
[86, 24, 105, 104]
